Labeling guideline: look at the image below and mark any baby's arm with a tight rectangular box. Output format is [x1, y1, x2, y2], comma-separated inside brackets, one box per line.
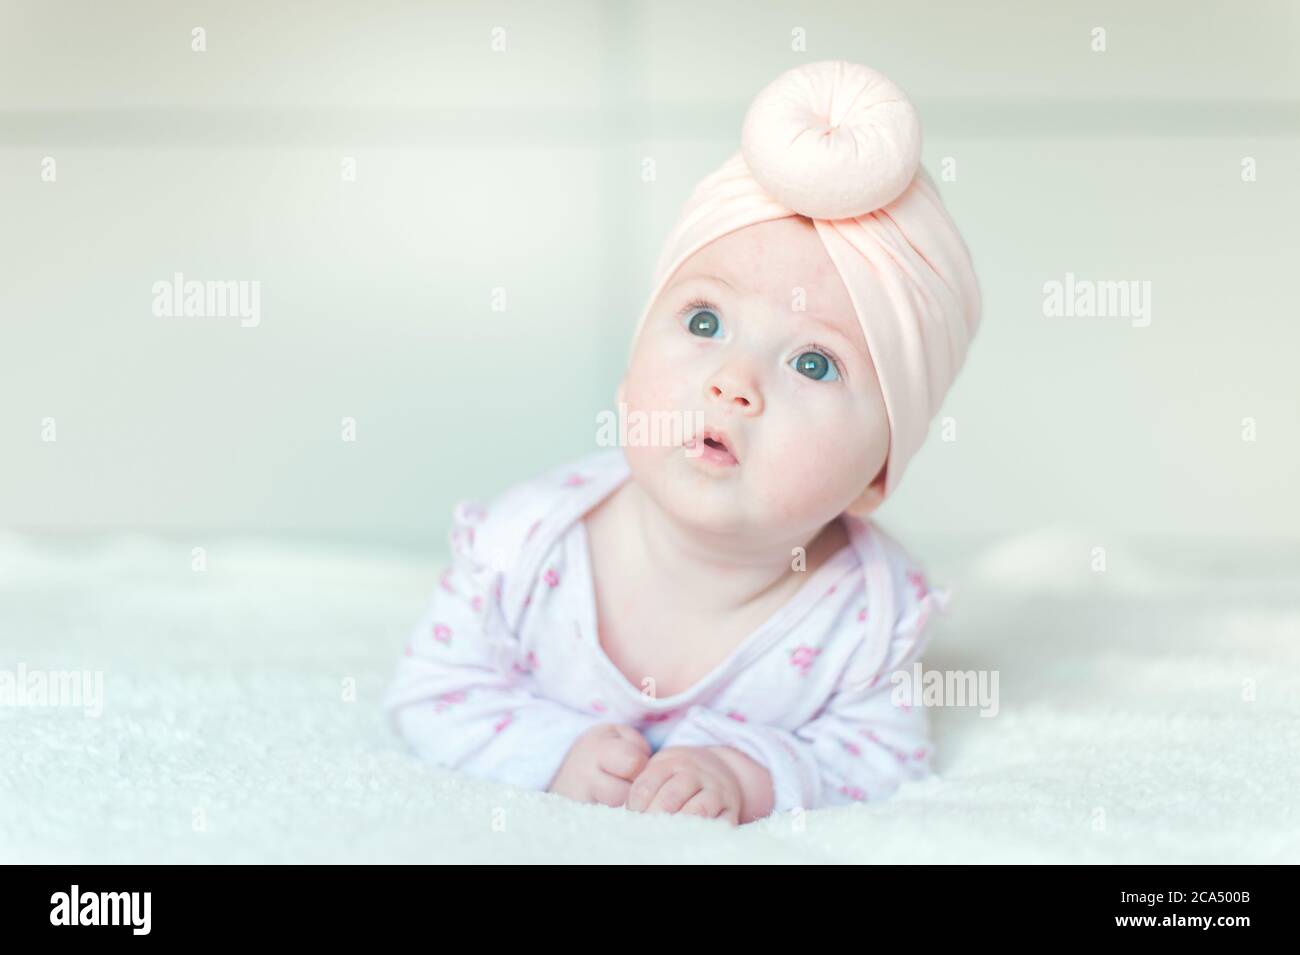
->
[383, 504, 631, 795]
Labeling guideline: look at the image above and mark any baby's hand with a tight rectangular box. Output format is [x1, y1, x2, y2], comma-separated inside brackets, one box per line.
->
[624, 745, 743, 825]
[547, 723, 652, 808]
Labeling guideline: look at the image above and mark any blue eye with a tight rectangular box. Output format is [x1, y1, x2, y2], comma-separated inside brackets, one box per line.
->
[685, 307, 722, 338]
[792, 350, 840, 382]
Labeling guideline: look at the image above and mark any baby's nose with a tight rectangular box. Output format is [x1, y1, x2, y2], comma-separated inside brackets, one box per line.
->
[706, 373, 763, 415]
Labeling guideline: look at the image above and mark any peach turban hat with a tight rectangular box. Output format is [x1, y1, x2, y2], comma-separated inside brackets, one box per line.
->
[626, 60, 981, 513]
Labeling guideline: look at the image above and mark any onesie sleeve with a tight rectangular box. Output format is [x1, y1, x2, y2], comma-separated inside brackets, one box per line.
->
[658, 569, 949, 816]
[382, 499, 609, 793]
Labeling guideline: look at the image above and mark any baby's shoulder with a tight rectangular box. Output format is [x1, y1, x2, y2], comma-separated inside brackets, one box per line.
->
[826, 519, 952, 683]
[446, 448, 626, 576]
[863, 521, 946, 614]
[862, 521, 952, 650]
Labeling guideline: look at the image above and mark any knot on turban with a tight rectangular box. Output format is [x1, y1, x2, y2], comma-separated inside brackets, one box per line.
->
[627, 60, 982, 511]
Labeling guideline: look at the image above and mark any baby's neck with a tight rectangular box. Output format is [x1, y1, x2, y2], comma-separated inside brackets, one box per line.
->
[608, 479, 846, 618]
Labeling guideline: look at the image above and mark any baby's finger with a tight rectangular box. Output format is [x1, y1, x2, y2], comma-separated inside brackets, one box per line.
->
[679, 789, 724, 821]
[598, 740, 650, 781]
[611, 724, 651, 755]
[646, 771, 703, 814]
[589, 772, 633, 808]
[624, 761, 672, 812]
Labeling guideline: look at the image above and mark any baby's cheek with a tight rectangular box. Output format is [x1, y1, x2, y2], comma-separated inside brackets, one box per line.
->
[623, 350, 685, 416]
[624, 376, 674, 415]
[762, 414, 874, 517]
[762, 453, 842, 522]
[621, 352, 690, 481]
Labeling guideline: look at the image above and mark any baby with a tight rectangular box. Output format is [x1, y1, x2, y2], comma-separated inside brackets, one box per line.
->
[383, 61, 981, 825]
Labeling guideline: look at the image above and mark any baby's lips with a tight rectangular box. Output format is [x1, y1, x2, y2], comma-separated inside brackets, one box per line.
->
[685, 425, 741, 463]
[684, 438, 738, 465]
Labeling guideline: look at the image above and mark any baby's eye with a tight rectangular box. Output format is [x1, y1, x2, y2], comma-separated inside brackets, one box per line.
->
[791, 350, 840, 382]
[684, 307, 722, 338]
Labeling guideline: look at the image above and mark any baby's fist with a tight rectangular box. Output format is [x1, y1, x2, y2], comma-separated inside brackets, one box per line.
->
[547, 723, 651, 808]
[625, 745, 743, 825]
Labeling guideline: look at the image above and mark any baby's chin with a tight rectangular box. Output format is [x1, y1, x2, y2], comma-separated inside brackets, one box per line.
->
[623, 444, 743, 529]
[626, 444, 836, 539]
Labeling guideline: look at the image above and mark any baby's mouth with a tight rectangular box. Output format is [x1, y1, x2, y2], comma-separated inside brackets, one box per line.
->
[683, 429, 740, 467]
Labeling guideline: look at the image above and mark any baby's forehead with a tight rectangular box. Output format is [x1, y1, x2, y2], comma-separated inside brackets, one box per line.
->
[680, 217, 857, 323]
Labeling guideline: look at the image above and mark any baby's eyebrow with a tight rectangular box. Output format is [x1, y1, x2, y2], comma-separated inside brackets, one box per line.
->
[675, 272, 735, 293]
[803, 313, 871, 366]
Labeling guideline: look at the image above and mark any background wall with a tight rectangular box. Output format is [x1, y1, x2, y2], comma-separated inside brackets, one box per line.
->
[2, 0, 1297, 552]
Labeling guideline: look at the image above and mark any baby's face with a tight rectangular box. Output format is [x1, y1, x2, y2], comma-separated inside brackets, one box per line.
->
[620, 216, 889, 540]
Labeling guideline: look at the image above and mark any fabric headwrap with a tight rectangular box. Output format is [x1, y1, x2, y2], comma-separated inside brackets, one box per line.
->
[626, 60, 981, 511]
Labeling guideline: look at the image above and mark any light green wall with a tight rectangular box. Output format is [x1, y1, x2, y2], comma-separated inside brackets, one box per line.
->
[2, 1, 1296, 545]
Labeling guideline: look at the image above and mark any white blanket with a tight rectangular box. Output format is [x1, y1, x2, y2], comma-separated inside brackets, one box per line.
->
[2, 527, 1296, 863]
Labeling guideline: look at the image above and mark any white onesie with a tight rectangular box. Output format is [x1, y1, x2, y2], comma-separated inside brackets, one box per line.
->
[382, 447, 949, 815]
